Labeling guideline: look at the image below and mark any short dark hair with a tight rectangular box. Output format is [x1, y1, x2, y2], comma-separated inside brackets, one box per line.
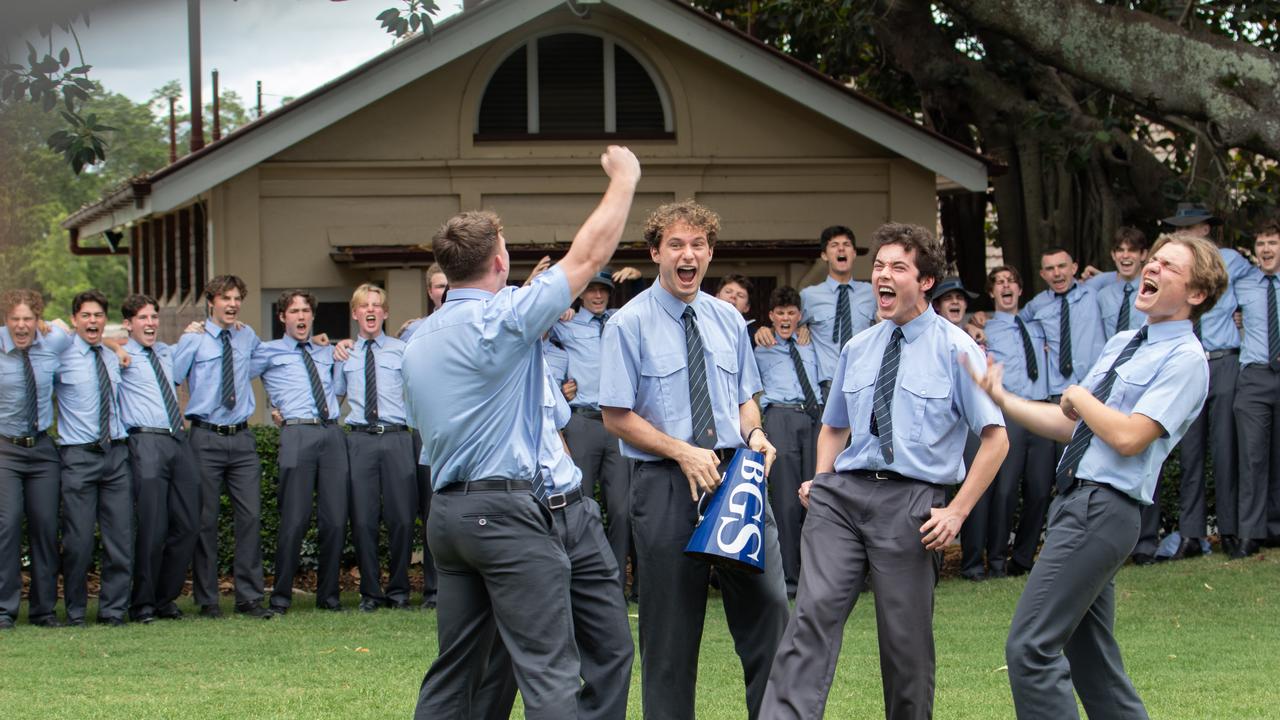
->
[204, 275, 247, 304]
[716, 274, 753, 295]
[1255, 216, 1280, 239]
[71, 289, 109, 316]
[985, 265, 1023, 295]
[432, 211, 502, 284]
[1, 289, 44, 319]
[1040, 246, 1073, 262]
[275, 289, 317, 316]
[769, 286, 802, 312]
[820, 225, 856, 251]
[642, 199, 720, 248]
[1112, 226, 1149, 253]
[871, 223, 946, 284]
[121, 294, 159, 320]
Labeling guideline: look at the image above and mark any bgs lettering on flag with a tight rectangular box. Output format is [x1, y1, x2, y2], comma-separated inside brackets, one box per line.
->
[684, 449, 768, 574]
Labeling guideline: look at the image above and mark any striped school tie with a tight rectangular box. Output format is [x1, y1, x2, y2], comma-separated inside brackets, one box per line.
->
[683, 306, 716, 449]
[298, 342, 330, 419]
[871, 327, 903, 463]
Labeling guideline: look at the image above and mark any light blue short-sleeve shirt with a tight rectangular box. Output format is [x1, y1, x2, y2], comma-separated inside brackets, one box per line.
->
[1235, 267, 1279, 365]
[1096, 278, 1148, 340]
[253, 338, 341, 421]
[333, 333, 408, 425]
[753, 338, 827, 409]
[800, 277, 876, 378]
[55, 334, 127, 444]
[549, 307, 613, 410]
[599, 283, 761, 461]
[403, 265, 572, 490]
[539, 359, 582, 494]
[984, 311, 1049, 400]
[171, 319, 262, 424]
[1021, 282, 1104, 395]
[822, 306, 1004, 484]
[118, 339, 180, 430]
[1197, 247, 1251, 353]
[0, 327, 71, 436]
[1069, 321, 1208, 504]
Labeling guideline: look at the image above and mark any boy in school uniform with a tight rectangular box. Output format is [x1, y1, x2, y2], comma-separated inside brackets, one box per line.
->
[969, 232, 1227, 718]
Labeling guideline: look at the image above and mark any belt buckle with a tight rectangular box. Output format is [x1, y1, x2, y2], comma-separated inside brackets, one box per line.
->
[17, 436, 36, 449]
[546, 492, 568, 510]
[873, 471, 893, 481]
[217, 424, 234, 436]
[372, 424, 385, 435]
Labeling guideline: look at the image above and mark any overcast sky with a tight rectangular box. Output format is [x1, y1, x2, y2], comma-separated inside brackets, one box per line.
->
[7, 0, 462, 114]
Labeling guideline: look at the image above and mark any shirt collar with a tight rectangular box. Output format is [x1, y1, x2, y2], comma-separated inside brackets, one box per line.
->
[1146, 319, 1192, 344]
[575, 307, 607, 322]
[993, 310, 1017, 322]
[359, 332, 385, 349]
[73, 333, 100, 356]
[125, 338, 145, 354]
[652, 280, 697, 322]
[445, 288, 494, 303]
[896, 305, 937, 344]
[824, 276, 852, 291]
[205, 318, 233, 338]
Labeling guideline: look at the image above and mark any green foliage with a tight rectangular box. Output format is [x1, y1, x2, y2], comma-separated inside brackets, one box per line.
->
[376, 1, 440, 40]
[214, 426, 407, 576]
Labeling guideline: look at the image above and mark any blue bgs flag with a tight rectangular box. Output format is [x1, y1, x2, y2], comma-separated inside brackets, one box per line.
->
[684, 448, 768, 574]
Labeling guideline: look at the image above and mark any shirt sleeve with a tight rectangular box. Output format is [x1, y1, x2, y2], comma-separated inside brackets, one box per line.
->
[598, 315, 639, 410]
[820, 346, 851, 429]
[952, 339, 1005, 435]
[508, 265, 573, 345]
[331, 358, 348, 398]
[1131, 348, 1209, 438]
[42, 327, 73, 354]
[171, 333, 199, 384]
[736, 321, 761, 404]
[249, 342, 270, 379]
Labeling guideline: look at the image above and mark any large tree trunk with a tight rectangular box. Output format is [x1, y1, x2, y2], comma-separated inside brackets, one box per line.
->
[938, 0, 1280, 160]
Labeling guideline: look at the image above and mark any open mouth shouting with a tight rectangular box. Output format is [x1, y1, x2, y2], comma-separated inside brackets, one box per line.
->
[876, 284, 897, 314]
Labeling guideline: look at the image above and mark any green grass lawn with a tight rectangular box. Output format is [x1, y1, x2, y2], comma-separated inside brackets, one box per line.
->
[1, 552, 1275, 719]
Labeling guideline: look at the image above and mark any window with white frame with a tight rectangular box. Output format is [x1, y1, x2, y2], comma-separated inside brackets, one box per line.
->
[476, 32, 673, 139]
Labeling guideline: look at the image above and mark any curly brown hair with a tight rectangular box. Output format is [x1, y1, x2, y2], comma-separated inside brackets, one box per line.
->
[1, 289, 44, 319]
[871, 223, 946, 283]
[642, 199, 720, 248]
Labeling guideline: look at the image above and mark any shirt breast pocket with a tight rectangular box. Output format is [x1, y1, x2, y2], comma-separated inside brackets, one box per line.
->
[1112, 361, 1156, 409]
[639, 351, 686, 421]
[376, 353, 403, 373]
[900, 372, 953, 444]
[712, 350, 739, 405]
[840, 363, 877, 432]
[193, 343, 225, 373]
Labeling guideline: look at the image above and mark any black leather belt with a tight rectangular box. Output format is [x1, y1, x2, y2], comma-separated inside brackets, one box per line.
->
[437, 478, 534, 495]
[282, 418, 336, 427]
[63, 439, 127, 453]
[852, 469, 918, 484]
[127, 426, 177, 436]
[1048, 394, 1063, 403]
[346, 423, 410, 434]
[190, 419, 248, 435]
[545, 486, 584, 511]
[2, 431, 46, 448]
[1205, 348, 1239, 361]
[571, 407, 603, 420]
[639, 448, 735, 467]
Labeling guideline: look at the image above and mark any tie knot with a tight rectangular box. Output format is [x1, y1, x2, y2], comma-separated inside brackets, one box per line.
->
[1268, 275, 1277, 286]
[1134, 326, 1148, 341]
[837, 284, 849, 294]
[365, 339, 376, 350]
[891, 327, 904, 342]
[594, 313, 606, 322]
[682, 305, 696, 321]
[143, 344, 155, 355]
[298, 340, 309, 351]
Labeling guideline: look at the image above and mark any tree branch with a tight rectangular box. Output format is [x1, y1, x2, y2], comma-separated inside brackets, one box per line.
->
[937, 0, 1280, 159]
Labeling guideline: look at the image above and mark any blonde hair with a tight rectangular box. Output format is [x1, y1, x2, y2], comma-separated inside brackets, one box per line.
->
[350, 283, 388, 312]
[1148, 232, 1228, 321]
